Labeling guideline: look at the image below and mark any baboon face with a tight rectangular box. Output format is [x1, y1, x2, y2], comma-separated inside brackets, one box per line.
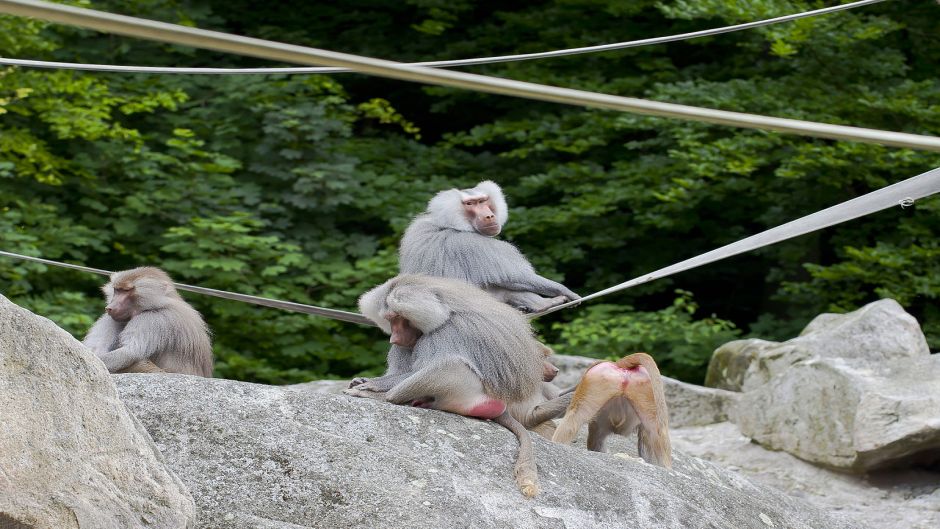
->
[105, 282, 138, 322]
[462, 193, 501, 236]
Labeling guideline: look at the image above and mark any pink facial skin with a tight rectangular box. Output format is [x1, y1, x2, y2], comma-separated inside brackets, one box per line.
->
[388, 314, 422, 347]
[463, 195, 501, 236]
[106, 288, 138, 322]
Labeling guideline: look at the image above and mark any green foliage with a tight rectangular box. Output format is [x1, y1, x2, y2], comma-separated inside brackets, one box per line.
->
[1, 0, 939, 385]
[551, 291, 740, 383]
[785, 198, 940, 347]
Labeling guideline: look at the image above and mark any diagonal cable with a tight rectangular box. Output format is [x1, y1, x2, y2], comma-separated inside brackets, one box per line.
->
[532, 166, 940, 319]
[0, 250, 375, 326]
[0, 0, 888, 75]
[0, 0, 937, 151]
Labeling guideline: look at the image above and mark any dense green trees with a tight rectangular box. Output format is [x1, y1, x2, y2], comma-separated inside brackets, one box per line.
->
[1, 1, 938, 384]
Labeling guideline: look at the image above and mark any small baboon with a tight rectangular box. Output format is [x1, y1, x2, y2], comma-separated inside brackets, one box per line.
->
[83, 267, 213, 377]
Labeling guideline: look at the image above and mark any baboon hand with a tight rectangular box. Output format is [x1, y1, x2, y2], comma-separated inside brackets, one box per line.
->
[348, 377, 370, 388]
[343, 386, 388, 401]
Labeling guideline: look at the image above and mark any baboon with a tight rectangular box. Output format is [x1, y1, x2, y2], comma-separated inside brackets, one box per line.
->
[83, 267, 213, 377]
[399, 180, 579, 314]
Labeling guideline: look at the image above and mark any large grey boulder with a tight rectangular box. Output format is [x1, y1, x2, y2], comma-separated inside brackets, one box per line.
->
[734, 355, 940, 472]
[706, 298, 940, 472]
[706, 299, 930, 392]
[0, 294, 196, 529]
[115, 374, 856, 529]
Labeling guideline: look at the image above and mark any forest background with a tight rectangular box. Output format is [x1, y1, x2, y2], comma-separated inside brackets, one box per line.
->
[1, 0, 938, 384]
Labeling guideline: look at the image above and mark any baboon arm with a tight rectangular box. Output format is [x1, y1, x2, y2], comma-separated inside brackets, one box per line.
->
[498, 275, 580, 301]
[524, 392, 574, 429]
[97, 343, 155, 373]
[96, 311, 166, 372]
[83, 314, 122, 354]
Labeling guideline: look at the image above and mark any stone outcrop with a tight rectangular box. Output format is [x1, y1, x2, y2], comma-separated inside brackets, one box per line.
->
[734, 354, 940, 471]
[706, 299, 929, 392]
[115, 374, 856, 529]
[704, 299, 940, 472]
[0, 294, 196, 529]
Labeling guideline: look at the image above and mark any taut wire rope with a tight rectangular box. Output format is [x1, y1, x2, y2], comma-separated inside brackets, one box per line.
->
[3, 167, 938, 324]
[0, 0, 937, 151]
[0, 0, 888, 75]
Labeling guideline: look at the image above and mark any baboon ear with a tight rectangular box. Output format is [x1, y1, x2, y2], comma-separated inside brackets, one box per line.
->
[427, 188, 474, 232]
[386, 284, 450, 334]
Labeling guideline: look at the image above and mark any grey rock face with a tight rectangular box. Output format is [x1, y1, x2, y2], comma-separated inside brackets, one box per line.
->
[706, 298, 940, 472]
[735, 355, 940, 471]
[705, 338, 773, 392]
[706, 299, 930, 392]
[0, 294, 195, 529]
[115, 374, 855, 529]
[664, 377, 739, 427]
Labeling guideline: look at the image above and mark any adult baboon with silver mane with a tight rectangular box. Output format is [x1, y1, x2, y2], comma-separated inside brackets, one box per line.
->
[399, 180, 579, 314]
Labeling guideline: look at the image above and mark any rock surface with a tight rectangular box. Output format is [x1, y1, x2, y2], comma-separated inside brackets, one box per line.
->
[706, 299, 930, 392]
[734, 355, 940, 471]
[0, 294, 195, 529]
[672, 422, 940, 529]
[116, 374, 857, 529]
[703, 298, 940, 472]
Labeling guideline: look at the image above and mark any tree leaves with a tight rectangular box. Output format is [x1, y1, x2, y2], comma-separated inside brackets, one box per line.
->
[1, 0, 938, 386]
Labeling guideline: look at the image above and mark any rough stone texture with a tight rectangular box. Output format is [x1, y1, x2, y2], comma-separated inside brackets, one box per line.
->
[705, 338, 771, 392]
[705, 299, 930, 392]
[297, 354, 738, 428]
[672, 422, 940, 529]
[0, 294, 196, 529]
[734, 355, 940, 472]
[664, 378, 739, 427]
[116, 374, 856, 529]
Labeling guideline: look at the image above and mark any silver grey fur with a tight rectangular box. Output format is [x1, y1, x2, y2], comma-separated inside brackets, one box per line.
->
[83, 267, 213, 377]
[398, 180, 579, 314]
[354, 274, 544, 402]
[351, 274, 571, 427]
[349, 274, 554, 494]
